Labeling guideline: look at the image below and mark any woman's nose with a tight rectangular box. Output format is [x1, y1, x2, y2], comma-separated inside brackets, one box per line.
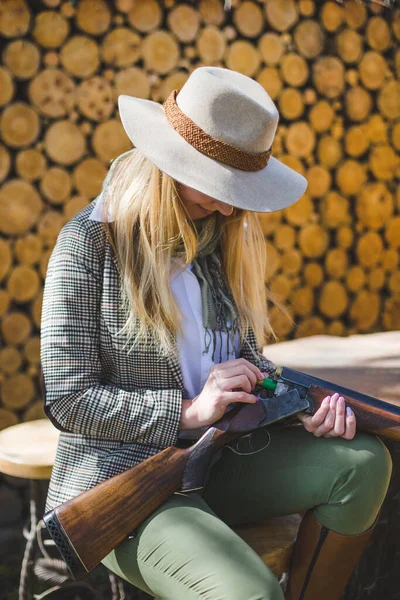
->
[213, 200, 234, 216]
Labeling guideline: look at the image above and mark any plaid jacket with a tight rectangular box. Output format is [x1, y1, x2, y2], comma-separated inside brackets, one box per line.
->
[41, 200, 275, 512]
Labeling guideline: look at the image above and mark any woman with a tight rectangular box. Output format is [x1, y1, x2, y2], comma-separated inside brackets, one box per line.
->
[41, 67, 392, 600]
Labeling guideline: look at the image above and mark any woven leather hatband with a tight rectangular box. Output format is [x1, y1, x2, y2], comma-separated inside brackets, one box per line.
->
[163, 90, 272, 172]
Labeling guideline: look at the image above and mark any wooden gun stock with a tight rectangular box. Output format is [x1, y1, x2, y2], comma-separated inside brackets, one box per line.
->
[44, 400, 270, 580]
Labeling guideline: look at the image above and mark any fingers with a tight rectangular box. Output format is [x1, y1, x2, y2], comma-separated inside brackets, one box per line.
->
[224, 391, 258, 405]
[299, 393, 357, 440]
[212, 358, 263, 390]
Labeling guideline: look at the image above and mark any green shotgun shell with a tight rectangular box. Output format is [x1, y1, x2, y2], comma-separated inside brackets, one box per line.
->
[256, 378, 277, 391]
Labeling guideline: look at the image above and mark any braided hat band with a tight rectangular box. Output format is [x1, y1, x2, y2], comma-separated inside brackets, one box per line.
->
[163, 90, 272, 172]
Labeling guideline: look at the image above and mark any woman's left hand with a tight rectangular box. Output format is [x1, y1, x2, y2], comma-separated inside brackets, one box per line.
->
[296, 392, 357, 440]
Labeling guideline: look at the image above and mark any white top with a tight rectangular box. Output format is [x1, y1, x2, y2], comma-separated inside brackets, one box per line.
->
[89, 198, 240, 437]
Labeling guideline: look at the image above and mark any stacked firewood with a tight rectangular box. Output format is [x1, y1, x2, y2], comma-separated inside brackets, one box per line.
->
[0, 0, 399, 426]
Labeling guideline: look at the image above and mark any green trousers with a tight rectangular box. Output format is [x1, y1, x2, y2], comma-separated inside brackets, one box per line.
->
[101, 426, 392, 600]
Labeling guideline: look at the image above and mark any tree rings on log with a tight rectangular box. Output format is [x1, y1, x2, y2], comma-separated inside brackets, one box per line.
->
[29, 69, 76, 118]
[0, 180, 43, 236]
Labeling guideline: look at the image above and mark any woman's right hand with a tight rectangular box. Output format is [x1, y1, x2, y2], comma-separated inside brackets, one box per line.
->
[179, 358, 263, 430]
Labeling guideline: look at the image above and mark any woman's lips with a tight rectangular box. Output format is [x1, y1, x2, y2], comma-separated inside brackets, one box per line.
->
[200, 206, 213, 215]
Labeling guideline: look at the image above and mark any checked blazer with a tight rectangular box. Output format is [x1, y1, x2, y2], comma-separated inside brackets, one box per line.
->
[41, 199, 275, 513]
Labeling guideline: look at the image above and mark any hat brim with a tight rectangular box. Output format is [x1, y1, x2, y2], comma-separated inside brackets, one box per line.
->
[118, 95, 308, 213]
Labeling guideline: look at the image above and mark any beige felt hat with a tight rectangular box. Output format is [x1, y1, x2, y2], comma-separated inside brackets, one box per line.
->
[118, 66, 307, 213]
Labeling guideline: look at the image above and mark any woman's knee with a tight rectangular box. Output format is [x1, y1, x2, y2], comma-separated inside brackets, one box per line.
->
[346, 433, 392, 493]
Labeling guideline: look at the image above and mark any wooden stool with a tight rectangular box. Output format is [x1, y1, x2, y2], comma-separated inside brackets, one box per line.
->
[0, 419, 125, 600]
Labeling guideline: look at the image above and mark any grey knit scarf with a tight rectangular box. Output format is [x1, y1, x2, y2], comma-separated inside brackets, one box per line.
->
[179, 213, 240, 361]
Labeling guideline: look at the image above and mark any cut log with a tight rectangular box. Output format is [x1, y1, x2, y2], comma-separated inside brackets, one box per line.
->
[382, 248, 399, 272]
[346, 266, 366, 293]
[115, 67, 150, 100]
[77, 76, 114, 122]
[343, 0, 367, 30]
[281, 249, 303, 275]
[317, 135, 342, 167]
[366, 16, 391, 52]
[0, 290, 11, 317]
[304, 262, 323, 288]
[336, 29, 363, 64]
[15, 234, 43, 266]
[359, 52, 387, 91]
[295, 317, 325, 339]
[44, 120, 86, 165]
[233, 1, 264, 38]
[285, 122, 315, 158]
[0, 239, 12, 282]
[0, 0, 31, 38]
[356, 182, 393, 230]
[92, 119, 131, 164]
[336, 226, 354, 250]
[197, 26, 226, 64]
[265, 0, 299, 32]
[336, 160, 367, 196]
[0, 348, 22, 375]
[326, 321, 345, 337]
[281, 53, 309, 87]
[385, 217, 400, 249]
[298, 224, 329, 258]
[7, 266, 40, 303]
[325, 248, 348, 279]
[321, 192, 350, 229]
[64, 196, 89, 221]
[378, 81, 400, 121]
[258, 212, 282, 236]
[284, 193, 313, 226]
[356, 231, 383, 268]
[306, 165, 331, 198]
[364, 114, 388, 145]
[258, 32, 284, 65]
[270, 275, 294, 302]
[0, 144, 11, 182]
[0, 179, 43, 236]
[102, 28, 141, 67]
[23, 401, 46, 422]
[368, 268, 385, 292]
[73, 158, 107, 199]
[269, 305, 294, 339]
[199, 0, 225, 26]
[345, 86, 372, 122]
[1, 103, 40, 148]
[60, 35, 100, 78]
[3, 39, 40, 79]
[383, 298, 400, 330]
[40, 167, 72, 204]
[370, 146, 399, 182]
[290, 286, 314, 317]
[155, 71, 188, 103]
[15, 149, 47, 181]
[29, 69, 76, 118]
[274, 224, 295, 250]
[294, 20, 324, 59]
[226, 40, 261, 77]
[24, 337, 41, 365]
[279, 155, 305, 175]
[1, 374, 35, 410]
[299, 0, 315, 17]
[37, 211, 65, 247]
[32, 10, 69, 47]
[309, 100, 334, 133]
[127, 0, 162, 33]
[312, 57, 345, 99]
[345, 126, 369, 157]
[321, 1, 343, 32]
[278, 88, 304, 120]
[350, 291, 380, 331]
[168, 4, 200, 42]
[318, 281, 348, 319]
[142, 31, 179, 74]
[76, 0, 111, 36]
[256, 67, 282, 100]
[1, 312, 32, 346]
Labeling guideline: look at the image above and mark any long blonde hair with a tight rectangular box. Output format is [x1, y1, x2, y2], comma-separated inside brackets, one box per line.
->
[103, 149, 273, 356]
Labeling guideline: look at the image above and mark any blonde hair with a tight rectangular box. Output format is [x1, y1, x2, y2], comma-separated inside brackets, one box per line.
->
[103, 149, 274, 356]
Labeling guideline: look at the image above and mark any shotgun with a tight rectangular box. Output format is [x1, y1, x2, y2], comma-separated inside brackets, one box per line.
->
[43, 366, 400, 580]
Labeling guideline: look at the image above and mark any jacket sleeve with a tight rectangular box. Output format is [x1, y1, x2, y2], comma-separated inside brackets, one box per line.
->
[40, 219, 182, 448]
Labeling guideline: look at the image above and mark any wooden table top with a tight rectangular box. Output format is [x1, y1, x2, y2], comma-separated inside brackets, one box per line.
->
[0, 419, 60, 479]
